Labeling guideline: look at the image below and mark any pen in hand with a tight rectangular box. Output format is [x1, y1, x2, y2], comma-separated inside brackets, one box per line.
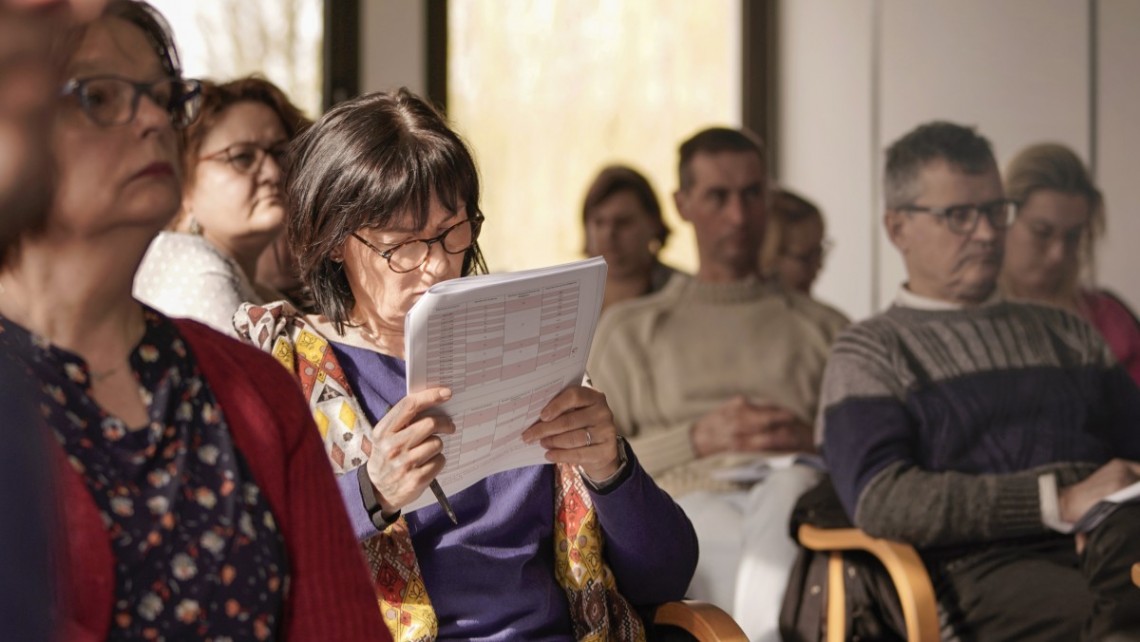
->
[430, 478, 458, 524]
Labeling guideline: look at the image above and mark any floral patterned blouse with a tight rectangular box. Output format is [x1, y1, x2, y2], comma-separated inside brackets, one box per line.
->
[0, 309, 288, 641]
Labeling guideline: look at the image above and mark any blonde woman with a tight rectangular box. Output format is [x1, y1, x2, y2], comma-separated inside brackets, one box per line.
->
[1001, 143, 1140, 384]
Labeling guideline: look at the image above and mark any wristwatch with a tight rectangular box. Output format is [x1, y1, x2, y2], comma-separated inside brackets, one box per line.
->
[358, 465, 400, 529]
[580, 435, 630, 491]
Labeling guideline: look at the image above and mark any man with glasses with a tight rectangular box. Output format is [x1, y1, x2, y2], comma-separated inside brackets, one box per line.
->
[820, 120, 1140, 640]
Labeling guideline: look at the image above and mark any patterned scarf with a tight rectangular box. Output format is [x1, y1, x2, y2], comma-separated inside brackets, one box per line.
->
[234, 302, 645, 642]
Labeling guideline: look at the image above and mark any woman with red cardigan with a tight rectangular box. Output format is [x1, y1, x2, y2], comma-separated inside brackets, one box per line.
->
[0, 2, 389, 640]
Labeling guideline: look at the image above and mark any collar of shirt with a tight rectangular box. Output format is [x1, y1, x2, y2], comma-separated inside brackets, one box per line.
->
[893, 284, 1003, 312]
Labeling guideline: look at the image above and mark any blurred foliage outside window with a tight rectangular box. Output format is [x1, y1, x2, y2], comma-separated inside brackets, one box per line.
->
[449, 0, 742, 273]
[149, 0, 323, 119]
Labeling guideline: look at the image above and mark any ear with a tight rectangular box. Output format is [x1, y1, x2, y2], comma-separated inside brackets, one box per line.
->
[884, 209, 909, 252]
[673, 189, 692, 223]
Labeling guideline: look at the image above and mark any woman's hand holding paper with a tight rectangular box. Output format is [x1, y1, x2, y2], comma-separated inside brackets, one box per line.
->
[367, 386, 455, 516]
[523, 385, 622, 482]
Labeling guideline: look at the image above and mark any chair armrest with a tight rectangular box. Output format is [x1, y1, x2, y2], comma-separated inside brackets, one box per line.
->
[1132, 562, 1139, 588]
[653, 600, 749, 642]
[798, 524, 940, 642]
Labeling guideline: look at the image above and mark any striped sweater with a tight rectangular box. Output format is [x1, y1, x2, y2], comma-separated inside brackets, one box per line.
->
[819, 297, 1140, 549]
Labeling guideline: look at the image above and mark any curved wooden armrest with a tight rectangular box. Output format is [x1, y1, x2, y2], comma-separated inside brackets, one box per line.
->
[798, 524, 940, 642]
[1132, 562, 1140, 588]
[653, 600, 749, 642]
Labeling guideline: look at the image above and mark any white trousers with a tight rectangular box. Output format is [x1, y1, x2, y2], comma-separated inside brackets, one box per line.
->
[675, 464, 821, 642]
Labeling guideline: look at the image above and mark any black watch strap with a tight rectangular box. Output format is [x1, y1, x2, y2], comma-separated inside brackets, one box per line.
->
[358, 465, 399, 529]
[581, 436, 633, 494]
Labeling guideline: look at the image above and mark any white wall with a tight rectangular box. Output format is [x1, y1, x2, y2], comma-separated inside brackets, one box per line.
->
[360, 0, 426, 96]
[776, 0, 876, 321]
[1097, 0, 1140, 311]
[780, 0, 1138, 321]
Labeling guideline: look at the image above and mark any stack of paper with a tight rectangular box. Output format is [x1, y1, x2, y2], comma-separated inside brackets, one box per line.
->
[401, 257, 607, 511]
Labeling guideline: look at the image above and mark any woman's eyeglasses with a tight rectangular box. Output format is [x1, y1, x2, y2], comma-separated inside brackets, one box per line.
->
[60, 75, 202, 129]
[199, 141, 289, 174]
[353, 213, 484, 274]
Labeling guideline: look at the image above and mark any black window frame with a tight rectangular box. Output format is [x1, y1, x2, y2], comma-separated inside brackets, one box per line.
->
[327, 0, 777, 166]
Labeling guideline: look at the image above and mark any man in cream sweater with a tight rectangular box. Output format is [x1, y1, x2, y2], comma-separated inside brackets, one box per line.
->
[588, 127, 847, 642]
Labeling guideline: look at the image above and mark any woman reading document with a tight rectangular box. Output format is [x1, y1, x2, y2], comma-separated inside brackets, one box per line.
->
[235, 89, 697, 642]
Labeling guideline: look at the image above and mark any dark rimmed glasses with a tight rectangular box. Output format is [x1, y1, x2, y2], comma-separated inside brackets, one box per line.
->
[200, 141, 289, 174]
[60, 75, 202, 129]
[353, 213, 484, 273]
[897, 199, 1018, 235]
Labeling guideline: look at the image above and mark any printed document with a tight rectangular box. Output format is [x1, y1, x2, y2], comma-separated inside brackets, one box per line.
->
[1071, 479, 1140, 533]
[402, 257, 607, 511]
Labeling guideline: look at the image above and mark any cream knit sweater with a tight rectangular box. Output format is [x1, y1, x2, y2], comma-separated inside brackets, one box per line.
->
[588, 273, 848, 497]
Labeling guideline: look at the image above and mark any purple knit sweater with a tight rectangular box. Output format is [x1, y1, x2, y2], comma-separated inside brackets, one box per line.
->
[330, 341, 698, 641]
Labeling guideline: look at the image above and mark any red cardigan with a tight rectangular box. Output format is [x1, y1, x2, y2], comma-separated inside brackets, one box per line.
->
[55, 319, 390, 641]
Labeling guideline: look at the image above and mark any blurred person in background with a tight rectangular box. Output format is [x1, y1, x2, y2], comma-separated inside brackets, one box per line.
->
[1001, 142, 1140, 385]
[582, 164, 680, 311]
[0, 2, 388, 639]
[134, 75, 309, 336]
[760, 189, 829, 295]
[0, 0, 106, 639]
[759, 188, 849, 327]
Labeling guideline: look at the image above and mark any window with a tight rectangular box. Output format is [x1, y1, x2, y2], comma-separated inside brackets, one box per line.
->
[448, 1, 742, 273]
[148, 0, 324, 118]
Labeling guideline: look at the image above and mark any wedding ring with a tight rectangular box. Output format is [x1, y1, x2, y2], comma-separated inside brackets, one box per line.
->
[585, 429, 593, 447]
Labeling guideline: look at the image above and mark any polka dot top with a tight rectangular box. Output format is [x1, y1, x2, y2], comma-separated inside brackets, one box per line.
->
[134, 232, 262, 339]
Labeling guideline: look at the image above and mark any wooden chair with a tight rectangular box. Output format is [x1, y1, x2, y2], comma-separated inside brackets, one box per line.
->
[1132, 562, 1140, 588]
[652, 600, 749, 642]
[797, 524, 940, 642]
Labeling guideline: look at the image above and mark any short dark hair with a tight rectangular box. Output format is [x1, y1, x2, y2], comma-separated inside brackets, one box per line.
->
[287, 88, 487, 333]
[677, 127, 766, 191]
[772, 189, 821, 225]
[581, 164, 669, 246]
[884, 121, 997, 208]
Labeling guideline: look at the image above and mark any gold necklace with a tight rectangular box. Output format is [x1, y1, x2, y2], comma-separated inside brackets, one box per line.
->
[87, 309, 146, 385]
[89, 364, 123, 383]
